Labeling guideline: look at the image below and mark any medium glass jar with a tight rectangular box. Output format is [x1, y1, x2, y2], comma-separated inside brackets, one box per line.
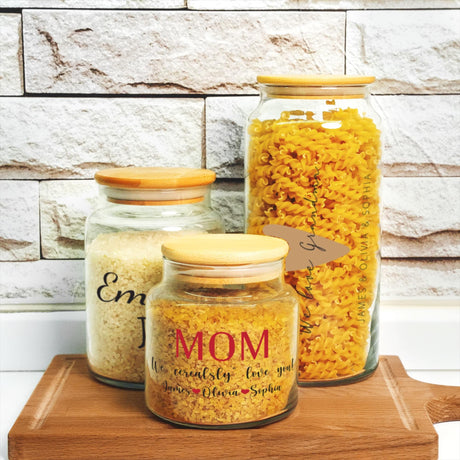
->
[85, 167, 224, 389]
[245, 75, 381, 385]
[145, 234, 299, 428]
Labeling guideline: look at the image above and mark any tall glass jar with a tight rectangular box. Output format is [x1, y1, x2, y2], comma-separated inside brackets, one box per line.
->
[85, 167, 224, 389]
[145, 234, 299, 428]
[245, 75, 381, 386]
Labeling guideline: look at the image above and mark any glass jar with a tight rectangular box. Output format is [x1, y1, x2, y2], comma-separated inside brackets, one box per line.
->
[245, 75, 381, 386]
[85, 167, 224, 389]
[145, 234, 299, 428]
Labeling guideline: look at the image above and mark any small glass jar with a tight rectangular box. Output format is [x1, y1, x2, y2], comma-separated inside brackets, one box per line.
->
[245, 75, 381, 385]
[145, 234, 299, 428]
[85, 167, 224, 389]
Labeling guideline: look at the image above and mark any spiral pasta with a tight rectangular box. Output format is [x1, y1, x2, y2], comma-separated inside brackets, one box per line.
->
[246, 107, 381, 383]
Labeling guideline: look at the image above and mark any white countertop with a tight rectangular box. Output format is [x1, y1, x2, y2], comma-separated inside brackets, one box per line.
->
[1, 303, 459, 459]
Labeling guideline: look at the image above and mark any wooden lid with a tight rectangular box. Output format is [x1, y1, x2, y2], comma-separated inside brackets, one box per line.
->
[95, 167, 216, 189]
[162, 234, 289, 265]
[257, 75, 375, 86]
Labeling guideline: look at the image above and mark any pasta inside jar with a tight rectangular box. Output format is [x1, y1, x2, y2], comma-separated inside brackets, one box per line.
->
[245, 75, 381, 385]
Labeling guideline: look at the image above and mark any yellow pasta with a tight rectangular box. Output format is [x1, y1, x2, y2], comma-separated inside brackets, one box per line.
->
[246, 107, 381, 383]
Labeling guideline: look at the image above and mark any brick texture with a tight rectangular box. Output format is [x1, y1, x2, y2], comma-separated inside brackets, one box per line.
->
[0, 14, 23, 95]
[347, 10, 460, 94]
[0, 98, 203, 179]
[22, 10, 344, 94]
[0, 181, 39, 261]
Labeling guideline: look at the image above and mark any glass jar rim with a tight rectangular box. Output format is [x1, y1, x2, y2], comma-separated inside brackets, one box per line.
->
[164, 258, 284, 285]
[99, 184, 210, 206]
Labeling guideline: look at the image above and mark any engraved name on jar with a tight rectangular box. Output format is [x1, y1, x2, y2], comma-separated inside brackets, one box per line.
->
[148, 325, 295, 400]
[96, 271, 147, 349]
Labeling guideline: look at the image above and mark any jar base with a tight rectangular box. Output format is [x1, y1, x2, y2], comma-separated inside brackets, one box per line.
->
[298, 364, 378, 387]
[149, 400, 297, 430]
[89, 367, 144, 390]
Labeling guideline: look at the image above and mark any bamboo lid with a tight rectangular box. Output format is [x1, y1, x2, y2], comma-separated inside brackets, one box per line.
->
[162, 234, 289, 266]
[257, 75, 375, 86]
[95, 167, 216, 189]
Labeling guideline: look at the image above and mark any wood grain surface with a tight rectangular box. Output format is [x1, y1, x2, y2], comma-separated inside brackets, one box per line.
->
[8, 355, 460, 460]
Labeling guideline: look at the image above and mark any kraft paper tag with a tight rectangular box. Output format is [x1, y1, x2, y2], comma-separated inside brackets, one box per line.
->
[263, 224, 350, 271]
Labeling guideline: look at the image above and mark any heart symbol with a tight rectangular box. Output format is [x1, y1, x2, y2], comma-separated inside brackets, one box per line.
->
[192, 388, 200, 394]
[241, 389, 249, 394]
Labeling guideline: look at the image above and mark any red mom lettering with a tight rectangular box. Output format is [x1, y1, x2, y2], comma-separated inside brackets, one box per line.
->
[176, 329, 269, 361]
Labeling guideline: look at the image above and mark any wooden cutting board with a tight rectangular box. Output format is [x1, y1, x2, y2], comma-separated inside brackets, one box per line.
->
[8, 355, 460, 460]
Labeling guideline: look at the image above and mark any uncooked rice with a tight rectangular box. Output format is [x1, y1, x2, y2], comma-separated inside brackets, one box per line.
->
[86, 230, 192, 384]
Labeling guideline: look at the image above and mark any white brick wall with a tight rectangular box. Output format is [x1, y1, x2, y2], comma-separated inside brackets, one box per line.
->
[0, 14, 23, 95]
[0, 2, 459, 306]
[346, 10, 460, 94]
[22, 10, 344, 94]
[0, 181, 39, 261]
[0, 98, 204, 178]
